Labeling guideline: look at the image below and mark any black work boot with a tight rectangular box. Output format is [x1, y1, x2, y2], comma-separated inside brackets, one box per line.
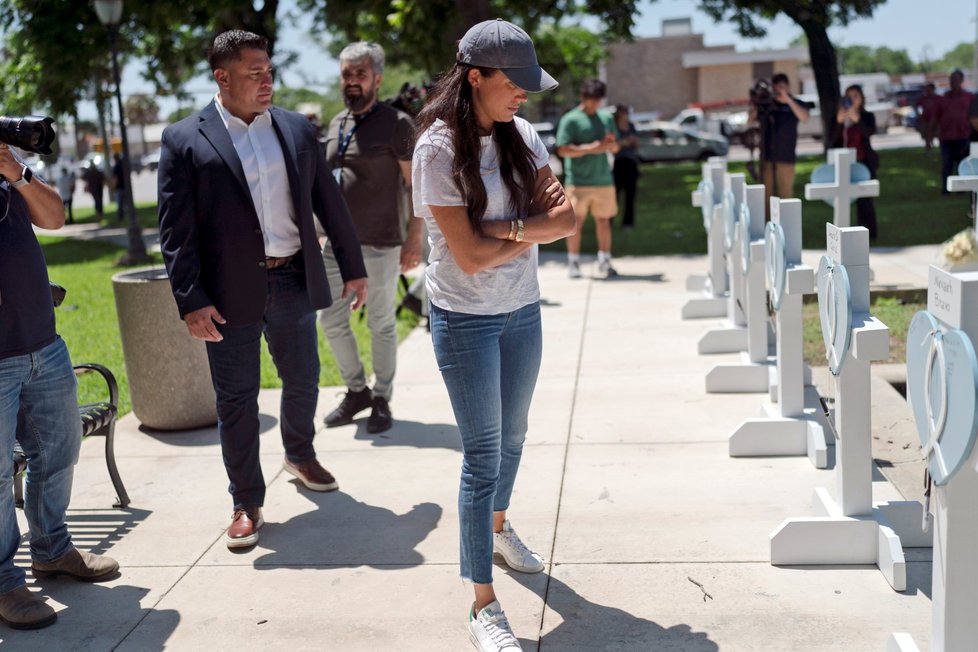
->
[323, 387, 372, 428]
[366, 396, 393, 434]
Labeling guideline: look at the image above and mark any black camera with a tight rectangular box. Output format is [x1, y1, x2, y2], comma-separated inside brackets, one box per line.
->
[0, 115, 56, 155]
[750, 79, 776, 114]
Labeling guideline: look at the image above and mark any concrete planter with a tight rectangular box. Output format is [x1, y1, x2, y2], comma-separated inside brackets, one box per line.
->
[112, 267, 217, 430]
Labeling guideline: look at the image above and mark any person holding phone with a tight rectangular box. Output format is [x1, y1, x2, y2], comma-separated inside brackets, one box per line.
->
[832, 84, 879, 239]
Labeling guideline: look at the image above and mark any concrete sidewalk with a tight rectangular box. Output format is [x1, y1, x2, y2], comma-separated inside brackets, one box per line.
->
[9, 252, 933, 651]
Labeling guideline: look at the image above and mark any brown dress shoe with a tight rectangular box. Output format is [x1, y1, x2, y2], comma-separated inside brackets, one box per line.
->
[283, 458, 339, 492]
[0, 585, 56, 630]
[31, 547, 119, 582]
[226, 508, 263, 550]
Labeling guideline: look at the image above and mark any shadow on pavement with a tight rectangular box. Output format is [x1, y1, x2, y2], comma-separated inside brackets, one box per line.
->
[138, 413, 278, 446]
[250, 490, 442, 569]
[351, 419, 462, 451]
[513, 570, 719, 651]
[2, 582, 180, 651]
[6, 508, 178, 650]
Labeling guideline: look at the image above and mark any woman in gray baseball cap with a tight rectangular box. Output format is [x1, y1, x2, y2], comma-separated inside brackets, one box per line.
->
[411, 18, 574, 652]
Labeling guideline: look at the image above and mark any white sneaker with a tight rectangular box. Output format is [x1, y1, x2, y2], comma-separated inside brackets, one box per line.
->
[468, 601, 522, 651]
[493, 520, 544, 573]
[596, 260, 618, 279]
[568, 260, 581, 278]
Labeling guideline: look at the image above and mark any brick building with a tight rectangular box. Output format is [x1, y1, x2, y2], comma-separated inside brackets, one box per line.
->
[604, 20, 809, 119]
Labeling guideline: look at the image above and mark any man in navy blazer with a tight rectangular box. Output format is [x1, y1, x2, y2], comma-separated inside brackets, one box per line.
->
[158, 30, 368, 550]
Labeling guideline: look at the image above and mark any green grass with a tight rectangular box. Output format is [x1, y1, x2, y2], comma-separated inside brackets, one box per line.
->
[803, 297, 924, 366]
[42, 237, 420, 416]
[541, 147, 973, 256]
[70, 201, 160, 229]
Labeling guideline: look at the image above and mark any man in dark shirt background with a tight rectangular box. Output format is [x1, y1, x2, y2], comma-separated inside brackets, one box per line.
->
[752, 72, 810, 213]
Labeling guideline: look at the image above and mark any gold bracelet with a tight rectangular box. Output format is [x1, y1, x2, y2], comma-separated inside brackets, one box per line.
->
[507, 219, 518, 241]
[515, 218, 525, 242]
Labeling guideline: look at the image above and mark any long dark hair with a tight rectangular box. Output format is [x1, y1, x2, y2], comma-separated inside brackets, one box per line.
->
[415, 63, 537, 235]
[845, 84, 868, 116]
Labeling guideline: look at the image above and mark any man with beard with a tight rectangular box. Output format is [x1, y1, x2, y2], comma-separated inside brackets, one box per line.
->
[319, 42, 423, 434]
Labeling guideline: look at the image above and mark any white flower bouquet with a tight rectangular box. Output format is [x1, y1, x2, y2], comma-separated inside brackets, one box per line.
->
[943, 227, 978, 267]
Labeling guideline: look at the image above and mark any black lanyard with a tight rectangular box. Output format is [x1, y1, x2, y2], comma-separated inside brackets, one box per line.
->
[336, 102, 380, 166]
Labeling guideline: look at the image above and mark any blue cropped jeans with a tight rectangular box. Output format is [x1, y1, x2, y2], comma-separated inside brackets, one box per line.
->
[429, 301, 542, 584]
[0, 337, 81, 594]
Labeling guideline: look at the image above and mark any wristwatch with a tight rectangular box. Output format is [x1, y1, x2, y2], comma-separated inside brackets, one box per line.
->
[11, 165, 32, 189]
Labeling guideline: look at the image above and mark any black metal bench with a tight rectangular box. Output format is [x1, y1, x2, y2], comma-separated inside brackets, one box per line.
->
[13, 363, 130, 509]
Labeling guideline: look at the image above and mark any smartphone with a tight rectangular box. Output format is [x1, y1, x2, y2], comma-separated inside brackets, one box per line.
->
[842, 96, 852, 110]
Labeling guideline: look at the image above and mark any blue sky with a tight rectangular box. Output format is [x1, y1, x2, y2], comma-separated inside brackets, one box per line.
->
[101, 0, 978, 121]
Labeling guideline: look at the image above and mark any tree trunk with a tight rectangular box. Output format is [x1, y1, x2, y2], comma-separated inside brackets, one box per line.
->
[799, 21, 840, 152]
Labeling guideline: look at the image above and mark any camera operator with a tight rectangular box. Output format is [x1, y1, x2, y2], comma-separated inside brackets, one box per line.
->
[750, 72, 810, 214]
[0, 141, 119, 631]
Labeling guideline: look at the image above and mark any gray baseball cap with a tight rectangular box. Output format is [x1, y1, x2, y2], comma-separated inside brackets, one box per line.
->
[457, 19, 558, 93]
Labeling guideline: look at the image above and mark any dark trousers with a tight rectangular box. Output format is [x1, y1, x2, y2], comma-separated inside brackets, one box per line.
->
[205, 263, 321, 510]
[613, 157, 639, 227]
[856, 163, 878, 239]
[941, 139, 970, 194]
[90, 185, 103, 217]
[62, 198, 73, 224]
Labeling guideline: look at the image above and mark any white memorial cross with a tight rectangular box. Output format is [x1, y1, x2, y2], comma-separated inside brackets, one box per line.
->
[727, 198, 828, 466]
[769, 224, 931, 592]
[697, 172, 750, 354]
[683, 158, 729, 319]
[946, 142, 978, 232]
[705, 183, 774, 392]
[889, 267, 978, 652]
[804, 148, 880, 228]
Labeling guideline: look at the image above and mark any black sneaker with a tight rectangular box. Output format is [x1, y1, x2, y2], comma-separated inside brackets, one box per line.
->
[366, 396, 393, 434]
[323, 388, 372, 428]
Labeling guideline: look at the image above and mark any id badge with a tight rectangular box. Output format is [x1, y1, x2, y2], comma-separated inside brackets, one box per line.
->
[332, 168, 342, 185]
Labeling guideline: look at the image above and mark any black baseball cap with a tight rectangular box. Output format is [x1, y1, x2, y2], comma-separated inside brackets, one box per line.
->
[457, 19, 558, 93]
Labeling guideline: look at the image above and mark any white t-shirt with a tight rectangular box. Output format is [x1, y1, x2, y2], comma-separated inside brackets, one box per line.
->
[412, 116, 549, 315]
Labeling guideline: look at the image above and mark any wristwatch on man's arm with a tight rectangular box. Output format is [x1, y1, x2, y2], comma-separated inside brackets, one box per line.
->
[11, 165, 32, 189]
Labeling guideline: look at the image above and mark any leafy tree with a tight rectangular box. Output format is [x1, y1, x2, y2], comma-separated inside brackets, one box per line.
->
[125, 94, 160, 155]
[0, 1, 285, 120]
[839, 45, 916, 75]
[699, 0, 886, 145]
[166, 106, 197, 124]
[935, 42, 974, 74]
[297, 0, 637, 80]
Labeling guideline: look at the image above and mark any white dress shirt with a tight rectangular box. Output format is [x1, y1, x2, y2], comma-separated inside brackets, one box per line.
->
[214, 95, 300, 257]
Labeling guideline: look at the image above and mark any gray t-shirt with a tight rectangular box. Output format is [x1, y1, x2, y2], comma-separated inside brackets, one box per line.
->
[412, 116, 549, 315]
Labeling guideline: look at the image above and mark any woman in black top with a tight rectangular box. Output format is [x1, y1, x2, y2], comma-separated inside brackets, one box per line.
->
[831, 84, 879, 239]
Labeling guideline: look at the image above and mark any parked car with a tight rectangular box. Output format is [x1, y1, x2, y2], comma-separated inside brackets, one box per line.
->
[634, 120, 729, 162]
[530, 121, 557, 154]
[141, 148, 162, 172]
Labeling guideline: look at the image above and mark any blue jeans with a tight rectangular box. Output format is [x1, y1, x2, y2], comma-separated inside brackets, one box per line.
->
[206, 265, 321, 510]
[0, 337, 81, 594]
[429, 301, 542, 584]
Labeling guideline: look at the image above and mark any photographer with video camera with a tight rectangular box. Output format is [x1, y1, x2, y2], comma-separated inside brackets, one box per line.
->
[0, 117, 119, 631]
[750, 72, 810, 214]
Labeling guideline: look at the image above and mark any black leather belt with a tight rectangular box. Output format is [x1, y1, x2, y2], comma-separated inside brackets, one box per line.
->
[265, 255, 295, 269]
